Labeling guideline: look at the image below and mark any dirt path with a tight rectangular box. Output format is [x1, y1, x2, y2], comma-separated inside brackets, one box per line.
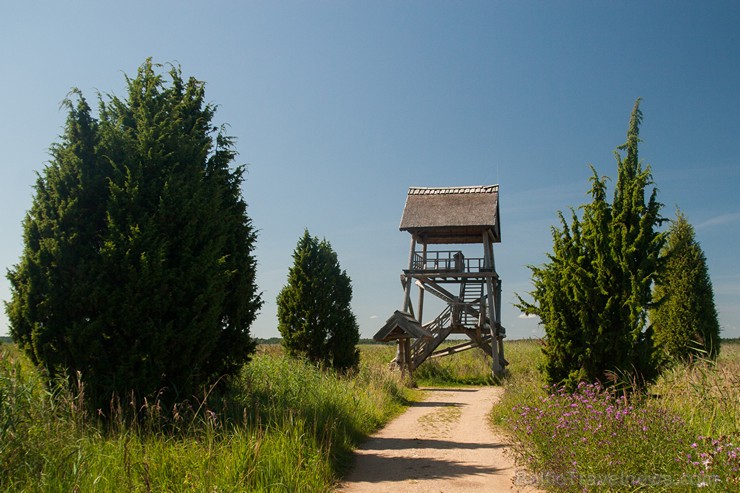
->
[335, 386, 541, 492]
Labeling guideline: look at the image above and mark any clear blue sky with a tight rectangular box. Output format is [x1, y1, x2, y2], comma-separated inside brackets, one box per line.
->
[2, 1, 739, 341]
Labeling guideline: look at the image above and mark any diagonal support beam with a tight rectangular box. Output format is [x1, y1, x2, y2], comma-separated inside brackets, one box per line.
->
[415, 278, 457, 304]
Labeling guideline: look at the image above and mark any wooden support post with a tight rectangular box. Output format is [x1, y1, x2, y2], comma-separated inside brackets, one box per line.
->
[399, 235, 417, 372]
[396, 336, 407, 373]
[402, 235, 416, 312]
[487, 230, 498, 272]
[477, 300, 484, 339]
[417, 242, 427, 323]
[417, 282, 425, 326]
[496, 277, 505, 364]
[404, 337, 412, 377]
[483, 231, 503, 376]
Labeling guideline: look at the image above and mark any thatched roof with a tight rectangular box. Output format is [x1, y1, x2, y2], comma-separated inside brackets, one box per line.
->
[373, 310, 433, 342]
[399, 185, 500, 244]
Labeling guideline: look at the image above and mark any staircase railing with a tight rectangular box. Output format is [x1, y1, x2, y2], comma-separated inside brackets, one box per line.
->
[409, 306, 452, 368]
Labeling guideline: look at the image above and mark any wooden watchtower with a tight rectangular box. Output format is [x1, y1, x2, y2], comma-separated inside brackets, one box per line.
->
[374, 185, 508, 376]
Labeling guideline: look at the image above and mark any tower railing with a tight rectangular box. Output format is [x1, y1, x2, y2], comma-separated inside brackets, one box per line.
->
[409, 251, 489, 272]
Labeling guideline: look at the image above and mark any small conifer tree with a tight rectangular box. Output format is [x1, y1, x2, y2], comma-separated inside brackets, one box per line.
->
[651, 211, 721, 360]
[277, 230, 360, 371]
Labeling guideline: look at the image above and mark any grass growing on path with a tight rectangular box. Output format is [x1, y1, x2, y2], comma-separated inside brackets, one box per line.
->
[0, 343, 415, 492]
[491, 339, 740, 492]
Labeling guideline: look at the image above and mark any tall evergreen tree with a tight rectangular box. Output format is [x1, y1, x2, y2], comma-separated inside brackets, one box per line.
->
[6, 60, 262, 410]
[277, 230, 360, 371]
[517, 100, 665, 388]
[651, 211, 721, 360]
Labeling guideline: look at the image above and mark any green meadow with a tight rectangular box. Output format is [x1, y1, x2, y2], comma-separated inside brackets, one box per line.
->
[2, 340, 738, 492]
[0, 343, 413, 492]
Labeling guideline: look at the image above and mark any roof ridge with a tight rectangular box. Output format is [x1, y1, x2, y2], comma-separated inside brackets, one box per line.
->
[407, 185, 498, 195]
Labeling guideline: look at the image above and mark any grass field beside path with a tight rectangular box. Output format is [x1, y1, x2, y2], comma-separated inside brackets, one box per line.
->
[5, 337, 736, 492]
[491, 339, 740, 492]
[0, 343, 416, 492]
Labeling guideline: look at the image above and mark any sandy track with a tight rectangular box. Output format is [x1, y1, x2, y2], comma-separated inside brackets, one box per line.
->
[335, 386, 541, 492]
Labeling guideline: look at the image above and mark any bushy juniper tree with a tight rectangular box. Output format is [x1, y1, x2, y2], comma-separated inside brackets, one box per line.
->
[651, 211, 721, 360]
[6, 60, 262, 410]
[277, 230, 360, 371]
[517, 100, 665, 388]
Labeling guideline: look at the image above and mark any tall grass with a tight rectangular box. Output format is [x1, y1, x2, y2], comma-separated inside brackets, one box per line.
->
[491, 339, 740, 492]
[1, 345, 81, 490]
[0, 343, 415, 492]
[412, 340, 499, 386]
[651, 343, 739, 436]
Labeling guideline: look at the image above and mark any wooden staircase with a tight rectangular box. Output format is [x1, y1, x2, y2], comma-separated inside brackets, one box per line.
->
[459, 277, 484, 327]
[409, 306, 453, 370]
[407, 276, 496, 370]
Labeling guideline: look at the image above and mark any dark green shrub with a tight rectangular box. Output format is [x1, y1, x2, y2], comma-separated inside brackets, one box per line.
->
[517, 100, 665, 388]
[6, 60, 261, 410]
